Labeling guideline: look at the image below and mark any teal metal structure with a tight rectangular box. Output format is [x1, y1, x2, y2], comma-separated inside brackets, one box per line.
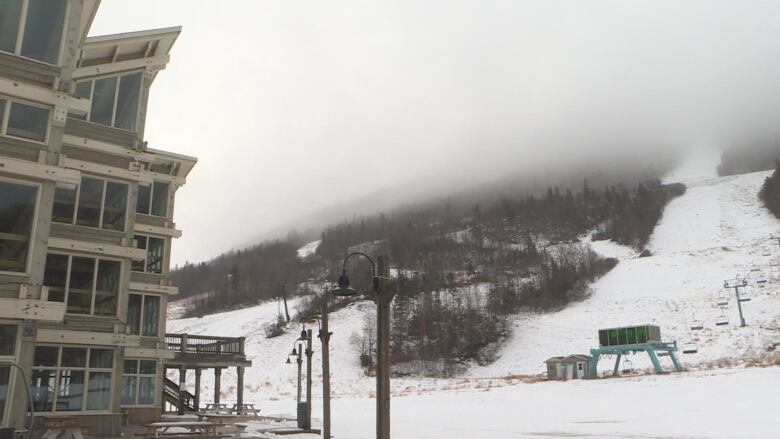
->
[587, 341, 683, 378]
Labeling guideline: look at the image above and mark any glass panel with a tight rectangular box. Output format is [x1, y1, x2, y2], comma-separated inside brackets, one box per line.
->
[0, 0, 22, 54]
[627, 327, 637, 345]
[618, 328, 628, 345]
[136, 185, 151, 215]
[114, 72, 142, 131]
[56, 369, 84, 411]
[151, 182, 169, 217]
[76, 177, 103, 228]
[142, 296, 160, 337]
[131, 236, 147, 272]
[0, 180, 36, 273]
[69, 82, 91, 120]
[598, 330, 608, 347]
[102, 181, 127, 231]
[0, 324, 17, 356]
[608, 329, 619, 346]
[147, 238, 164, 274]
[127, 294, 142, 336]
[33, 346, 58, 367]
[52, 187, 76, 224]
[30, 369, 56, 411]
[61, 348, 86, 368]
[121, 375, 136, 405]
[89, 349, 113, 369]
[44, 253, 68, 302]
[67, 256, 95, 314]
[636, 326, 648, 344]
[94, 259, 120, 316]
[7, 101, 48, 141]
[139, 360, 156, 375]
[0, 366, 9, 420]
[86, 372, 111, 410]
[90, 77, 117, 126]
[0, 99, 4, 123]
[123, 360, 137, 374]
[20, 0, 66, 64]
[138, 376, 155, 405]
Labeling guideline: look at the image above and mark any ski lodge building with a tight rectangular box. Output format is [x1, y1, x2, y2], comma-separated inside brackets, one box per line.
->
[0, 1, 249, 437]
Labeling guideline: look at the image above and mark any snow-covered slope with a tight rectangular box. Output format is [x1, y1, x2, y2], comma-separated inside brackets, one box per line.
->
[470, 148, 780, 377]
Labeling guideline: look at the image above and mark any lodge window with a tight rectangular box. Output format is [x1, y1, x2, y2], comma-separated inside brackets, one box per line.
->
[0, 0, 68, 65]
[0, 98, 51, 143]
[71, 71, 143, 132]
[132, 235, 165, 274]
[0, 179, 37, 273]
[121, 359, 156, 406]
[43, 253, 121, 316]
[30, 346, 114, 412]
[53, 176, 129, 231]
[126, 294, 160, 337]
[136, 181, 169, 217]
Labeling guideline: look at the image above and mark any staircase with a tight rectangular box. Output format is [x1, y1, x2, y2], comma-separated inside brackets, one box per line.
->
[163, 377, 196, 412]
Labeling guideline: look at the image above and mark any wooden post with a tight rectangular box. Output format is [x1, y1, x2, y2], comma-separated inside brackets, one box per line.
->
[214, 368, 222, 404]
[375, 256, 393, 439]
[178, 366, 186, 415]
[237, 366, 245, 413]
[194, 368, 202, 411]
[321, 295, 332, 439]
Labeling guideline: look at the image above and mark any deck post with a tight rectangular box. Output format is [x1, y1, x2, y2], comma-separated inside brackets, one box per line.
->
[613, 354, 622, 376]
[194, 368, 202, 411]
[214, 367, 222, 404]
[178, 366, 187, 414]
[237, 366, 245, 413]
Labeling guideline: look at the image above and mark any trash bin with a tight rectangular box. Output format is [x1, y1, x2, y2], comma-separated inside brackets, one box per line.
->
[297, 402, 309, 429]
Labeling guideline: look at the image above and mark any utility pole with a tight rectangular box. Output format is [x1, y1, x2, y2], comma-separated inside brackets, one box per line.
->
[724, 277, 749, 327]
[320, 295, 332, 439]
[375, 256, 394, 439]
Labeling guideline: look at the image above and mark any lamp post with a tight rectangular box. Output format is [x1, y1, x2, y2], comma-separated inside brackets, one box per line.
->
[319, 294, 333, 439]
[297, 328, 314, 430]
[330, 253, 394, 439]
[286, 343, 304, 404]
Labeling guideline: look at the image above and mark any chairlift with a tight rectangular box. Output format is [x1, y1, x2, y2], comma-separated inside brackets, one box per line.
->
[716, 315, 730, 326]
[738, 296, 752, 303]
[750, 265, 761, 273]
[716, 294, 729, 306]
[690, 319, 704, 331]
[682, 342, 699, 354]
[622, 359, 634, 374]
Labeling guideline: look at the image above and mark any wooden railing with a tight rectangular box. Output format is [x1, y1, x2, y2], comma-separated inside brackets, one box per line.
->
[165, 333, 245, 355]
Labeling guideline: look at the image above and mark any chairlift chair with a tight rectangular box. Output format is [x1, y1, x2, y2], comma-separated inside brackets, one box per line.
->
[682, 342, 699, 354]
[750, 265, 761, 273]
[622, 359, 634, 374]
[716, 294, 729, 306]
[715, 315, 730, 326]
[690, 320, 704, 331]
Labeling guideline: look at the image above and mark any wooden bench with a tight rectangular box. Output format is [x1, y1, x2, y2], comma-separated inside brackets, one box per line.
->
[230, 403, 260, 416]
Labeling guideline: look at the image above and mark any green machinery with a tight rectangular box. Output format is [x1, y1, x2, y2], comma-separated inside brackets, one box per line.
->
[587, 325, 683, 378]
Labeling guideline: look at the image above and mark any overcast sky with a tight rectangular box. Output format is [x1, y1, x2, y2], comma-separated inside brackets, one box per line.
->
[89, 1, 780, 266]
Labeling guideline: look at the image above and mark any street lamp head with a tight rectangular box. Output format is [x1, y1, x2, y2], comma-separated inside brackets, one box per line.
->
[291, 347, 298, 356]
[300, 329, 308, 340]
[331, 271, 358, 297]
[285, 357, 291, 365]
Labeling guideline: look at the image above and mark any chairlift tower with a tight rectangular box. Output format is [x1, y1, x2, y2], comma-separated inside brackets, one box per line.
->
[724, 277, 749, 327]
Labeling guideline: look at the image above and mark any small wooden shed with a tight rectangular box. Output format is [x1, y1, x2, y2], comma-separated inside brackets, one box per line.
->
[545, 354, 591, 380]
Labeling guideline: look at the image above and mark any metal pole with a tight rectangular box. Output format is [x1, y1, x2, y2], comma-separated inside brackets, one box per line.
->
[297, 344, 303, 404]
[375, 256, 392, 439]
[321, 295, 332, 439]
[735, 285, 746, 327]
[306, 329, 313, 430]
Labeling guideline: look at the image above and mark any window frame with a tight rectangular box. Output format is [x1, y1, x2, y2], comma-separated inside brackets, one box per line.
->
[70, 70, 144, 133]
[0, 320, 21, 425]
[121, 359, 157, 407]
[30, 345, 115, 414]
[0, 96, 52, 145]
[131, 235, 165, 275]
[136, 181, 170, 218]
[126, 293, 162, 338]
[43, 252, 124, 317]
[0, 0, 70, 66]
[54, 175, 130, 233]
[0, 175, 40, 276]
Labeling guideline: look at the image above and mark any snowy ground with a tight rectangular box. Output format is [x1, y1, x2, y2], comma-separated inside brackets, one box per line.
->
[168, 148, 780, 438]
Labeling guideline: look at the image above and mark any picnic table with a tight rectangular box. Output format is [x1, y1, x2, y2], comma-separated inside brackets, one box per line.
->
[203, 403, 231, 414]
[140, 421, 225, 439]
[196, 413, 239, 424]
[231, 403, 260, 416]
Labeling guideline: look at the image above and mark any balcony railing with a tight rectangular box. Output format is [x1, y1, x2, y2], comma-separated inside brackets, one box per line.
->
[165, 333, 245, 355]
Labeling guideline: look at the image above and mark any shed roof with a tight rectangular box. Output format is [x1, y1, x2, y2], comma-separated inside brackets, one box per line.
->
[562, 354, 591, 362]
[544, 357, 565, 363]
